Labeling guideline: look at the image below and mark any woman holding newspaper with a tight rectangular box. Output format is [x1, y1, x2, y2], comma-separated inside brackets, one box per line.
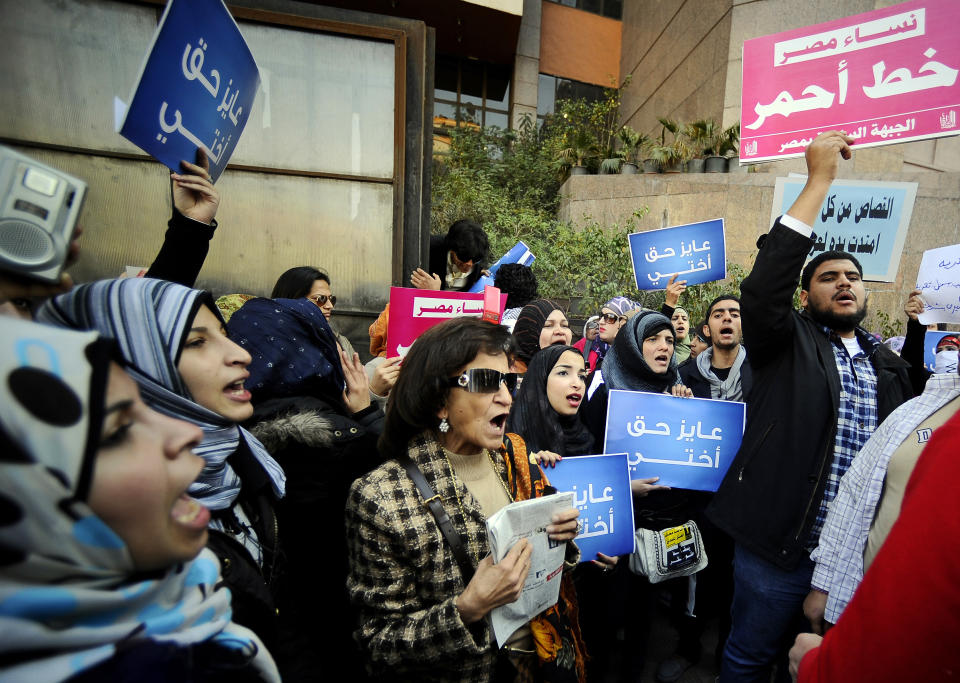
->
[345, 317, 586, 683]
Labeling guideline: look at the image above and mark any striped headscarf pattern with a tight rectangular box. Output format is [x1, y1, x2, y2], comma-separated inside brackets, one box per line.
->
[36, 278, 286, 515]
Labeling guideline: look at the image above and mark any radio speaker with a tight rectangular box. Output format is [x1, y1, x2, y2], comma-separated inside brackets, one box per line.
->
[0, 218, 54, 265]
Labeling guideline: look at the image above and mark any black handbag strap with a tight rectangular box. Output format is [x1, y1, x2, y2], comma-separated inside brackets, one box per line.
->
[396, 452, 475, 584]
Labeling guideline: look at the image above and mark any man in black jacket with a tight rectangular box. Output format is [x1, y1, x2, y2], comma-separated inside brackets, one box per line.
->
[410, 219, 489, 292]
[706, 131, 912, 682]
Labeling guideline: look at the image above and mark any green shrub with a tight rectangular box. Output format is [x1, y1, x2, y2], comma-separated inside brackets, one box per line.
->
[431, 110, 763, 318]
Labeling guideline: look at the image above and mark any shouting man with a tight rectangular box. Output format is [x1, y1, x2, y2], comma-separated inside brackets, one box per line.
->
[707, 131, 912, 682]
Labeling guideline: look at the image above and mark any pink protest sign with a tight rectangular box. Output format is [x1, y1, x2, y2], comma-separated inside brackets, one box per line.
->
[740, 0, 960, 163]
[385, 287, 507, 358]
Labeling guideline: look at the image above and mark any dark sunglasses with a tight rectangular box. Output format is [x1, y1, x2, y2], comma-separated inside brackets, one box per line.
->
[308, 294, 337, 307]
[599, 312, 625, 324]
[448, 368, 518, 394]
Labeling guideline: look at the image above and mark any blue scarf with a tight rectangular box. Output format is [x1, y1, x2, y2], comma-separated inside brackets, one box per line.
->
[0, 317, 278, 682]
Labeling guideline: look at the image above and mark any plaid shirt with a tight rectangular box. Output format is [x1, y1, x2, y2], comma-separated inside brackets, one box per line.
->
[810, 372, 960, 623]
[807, 328, 879, 548]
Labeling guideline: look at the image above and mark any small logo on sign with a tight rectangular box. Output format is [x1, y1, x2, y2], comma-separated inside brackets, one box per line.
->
[941, 111, 957, 129]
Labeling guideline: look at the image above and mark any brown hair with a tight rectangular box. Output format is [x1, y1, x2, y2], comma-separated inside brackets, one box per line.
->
[379, 318, 515, 457]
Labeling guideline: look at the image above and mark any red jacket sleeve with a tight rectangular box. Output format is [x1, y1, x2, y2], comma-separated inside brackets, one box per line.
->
[799, 409, 960, 682]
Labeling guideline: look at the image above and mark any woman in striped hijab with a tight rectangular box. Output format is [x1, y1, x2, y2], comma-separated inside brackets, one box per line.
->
[36, 277, 287, 666]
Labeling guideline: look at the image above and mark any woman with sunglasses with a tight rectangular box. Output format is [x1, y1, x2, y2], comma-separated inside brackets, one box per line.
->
[37, 278, 291, 673]
[272, 266, 402, 405]
[270, 266, 354, 355]
[0, 317, 280, 682]
[346, 318, 587, 682]
[227, 296, 383, 680]
[594, 297, 641, 371]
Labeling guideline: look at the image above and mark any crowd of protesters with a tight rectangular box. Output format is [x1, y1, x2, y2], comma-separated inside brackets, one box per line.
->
[2, 130, 958, 683]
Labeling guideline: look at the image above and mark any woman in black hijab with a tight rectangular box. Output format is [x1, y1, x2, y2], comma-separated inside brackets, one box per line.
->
[512, 299, 573, 371]
[581, 310, 691, 445]
[506, 344, 620, 680]
[507, 344, 594, 459]
[581, 309, 708, 681]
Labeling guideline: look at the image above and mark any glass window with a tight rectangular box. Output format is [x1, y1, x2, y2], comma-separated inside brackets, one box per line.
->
[544, 0, 621, 19]
[484, 111, 508, 130]
[537, 74, 556, 118]
[435, 55, 459, 95]
[486, 64, 511, 111]
[433, 57, 513, 130]
[459, 60, 485, 108]
[2, 0, 403, 307]
[434, 100, 458, 122]
[232, 24, 396, 178]
[580, 0, 602, 14]
[556, 78, 604, 103]
[603, 0, 623, 19]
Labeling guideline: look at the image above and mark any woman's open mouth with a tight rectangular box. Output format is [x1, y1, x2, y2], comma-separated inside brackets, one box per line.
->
[566, 392, 582, 408]
[171, 493, 210, 529]
[224, 377, 251, 402]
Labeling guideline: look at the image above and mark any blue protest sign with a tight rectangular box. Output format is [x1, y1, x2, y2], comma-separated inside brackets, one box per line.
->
[546, 453, 635, 562]
[772, 177, 918, 282]
[468, 241, 536, 293]
[603, 390, 746, 492]
[120, 0, 259, 182]
[628, 219, 726, 290]
[924, 331, 956, 371]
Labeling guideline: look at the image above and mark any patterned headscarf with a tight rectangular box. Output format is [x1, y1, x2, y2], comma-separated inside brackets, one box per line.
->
[513, 299, 566, 365]
[0, 317, 278, 682]
[36, 278, 286, 515]
[603, 311, 680, 393]
[215, 293, 255, 323]
[227, 297, 346, 404]
[602, 296, 641, 318]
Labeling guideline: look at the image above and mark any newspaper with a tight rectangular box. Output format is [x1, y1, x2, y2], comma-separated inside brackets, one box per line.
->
[485, 492, 574, 646]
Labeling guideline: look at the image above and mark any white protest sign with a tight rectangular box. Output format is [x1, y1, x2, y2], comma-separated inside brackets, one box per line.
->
[916, 244, 960, 324]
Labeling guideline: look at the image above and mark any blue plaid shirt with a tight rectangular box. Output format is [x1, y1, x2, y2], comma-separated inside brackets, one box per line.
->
[806, 327, 879, 549]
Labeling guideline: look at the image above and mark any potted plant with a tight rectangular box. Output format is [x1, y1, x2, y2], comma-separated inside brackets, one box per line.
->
[704, 121, 739, 173]
[682, 119, 717, 173]
[640, 138, 660, 174]
[617, 126, 647, 174]
[557, 128, 598, 176]
[721, 121, 741, 171]
[646, 117, 689, 173]
[599, 154, 622, 174]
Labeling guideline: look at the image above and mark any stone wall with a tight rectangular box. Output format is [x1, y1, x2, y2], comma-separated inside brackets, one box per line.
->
[619, 0, 732, 136]
[557, 167, 960, 332]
